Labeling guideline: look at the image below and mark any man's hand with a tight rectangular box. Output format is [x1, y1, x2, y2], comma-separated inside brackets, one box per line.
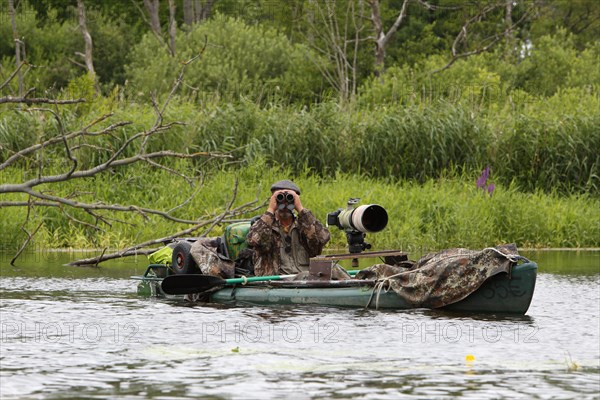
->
[267, 190, 281, 214]
[290, 191, 304, 213]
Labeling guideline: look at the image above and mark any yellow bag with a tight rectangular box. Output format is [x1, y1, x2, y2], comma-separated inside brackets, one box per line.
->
[148, 246, 173, 265]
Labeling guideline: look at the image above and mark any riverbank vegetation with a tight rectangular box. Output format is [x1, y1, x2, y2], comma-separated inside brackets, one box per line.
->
[2, 164, 598, 252]
[1, 1, 599, 259]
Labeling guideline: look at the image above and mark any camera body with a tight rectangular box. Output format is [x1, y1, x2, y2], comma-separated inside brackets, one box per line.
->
[327, 198, 388, 253]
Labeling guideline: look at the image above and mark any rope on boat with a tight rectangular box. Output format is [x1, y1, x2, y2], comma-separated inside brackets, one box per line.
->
[481, 247, 530, 263]
[367, 271, 405, 310]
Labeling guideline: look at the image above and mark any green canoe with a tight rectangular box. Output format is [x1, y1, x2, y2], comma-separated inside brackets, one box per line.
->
[133, 261, 537, 314]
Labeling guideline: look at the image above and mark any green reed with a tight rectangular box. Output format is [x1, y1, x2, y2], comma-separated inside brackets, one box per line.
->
[3, 89, 598, 196]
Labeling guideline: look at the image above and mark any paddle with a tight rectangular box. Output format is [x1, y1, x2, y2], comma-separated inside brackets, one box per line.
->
[161, 270, 361, 295]
[161, 274, 295, 295]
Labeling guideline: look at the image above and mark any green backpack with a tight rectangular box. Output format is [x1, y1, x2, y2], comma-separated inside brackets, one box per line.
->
[224, 221, 252, 260]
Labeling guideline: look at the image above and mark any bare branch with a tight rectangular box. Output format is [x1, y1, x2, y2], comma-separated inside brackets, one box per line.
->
[0, 61, 29, 91]
[12, 188, 216, 225]
[201, 179, 240, 236]
[11, 222, 43, 266]
[1, 45, 230, 265]
[0, 201, 61, 208]
[166, 173, 205, 213]
[433, 3, 537, 74]
[0, 97, 85, 105]
[63, 209, 104, 232]
[0, 113, 126, 171]
[68, 196, 267, 266]
[10, 197, 41, 266]
[143, 158, 195, 186]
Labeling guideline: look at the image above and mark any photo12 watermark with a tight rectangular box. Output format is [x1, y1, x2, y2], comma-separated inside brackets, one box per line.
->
[397, 321, 539, 344]
[1, 321, 140, 344]
[197, 321, 340, 344]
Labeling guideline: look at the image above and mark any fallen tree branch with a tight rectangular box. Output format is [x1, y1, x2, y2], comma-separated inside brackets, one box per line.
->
[0, 48, 242, 266]
[0, 61, 29, 91]
[68, 195, 267, 266]
[10, 222, 43, 266]
[0, 96, 86, 105]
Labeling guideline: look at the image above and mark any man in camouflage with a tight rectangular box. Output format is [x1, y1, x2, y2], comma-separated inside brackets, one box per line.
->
[246, 180, 330, 276]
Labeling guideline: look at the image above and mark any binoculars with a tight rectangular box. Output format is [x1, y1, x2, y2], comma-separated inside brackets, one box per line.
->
[276, 192, 295, 203]
[275, 191, 295, 210]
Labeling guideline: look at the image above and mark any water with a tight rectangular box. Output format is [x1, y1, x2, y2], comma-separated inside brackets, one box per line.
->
[1, 250, 599, 399]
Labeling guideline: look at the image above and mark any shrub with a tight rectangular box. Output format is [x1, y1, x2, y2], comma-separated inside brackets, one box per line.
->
[125, 14, 326, 105]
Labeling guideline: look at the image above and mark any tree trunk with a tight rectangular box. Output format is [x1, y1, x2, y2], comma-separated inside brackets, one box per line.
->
[183, 0, 194, 27]
[143, 0, 162, 38]
[196, 0, 215, 22]
[168, 0, 177, 56]
[367, 0, 410, 76]
[368, 0, 385, 76]
[505, 0, 514, 44]
[76, 0, 96, 78]
[8, 0, 23, 96]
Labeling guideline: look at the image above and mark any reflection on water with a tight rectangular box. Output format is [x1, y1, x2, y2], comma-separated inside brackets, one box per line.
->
[521, 249, 600, 275]
[0, 250, 599, 399]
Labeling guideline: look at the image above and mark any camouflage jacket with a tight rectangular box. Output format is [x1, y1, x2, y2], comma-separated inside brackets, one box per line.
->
[246, 209, 330, 276]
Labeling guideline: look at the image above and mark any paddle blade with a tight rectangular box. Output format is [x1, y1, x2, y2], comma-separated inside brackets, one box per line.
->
[161, 274, 226, 295]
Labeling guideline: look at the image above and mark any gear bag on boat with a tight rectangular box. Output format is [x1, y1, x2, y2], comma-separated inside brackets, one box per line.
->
[147, 219, 256, 277]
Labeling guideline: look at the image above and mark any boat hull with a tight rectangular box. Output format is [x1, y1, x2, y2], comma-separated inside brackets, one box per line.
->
[209, 262, 537, 314]
[135, 262, 537, 314]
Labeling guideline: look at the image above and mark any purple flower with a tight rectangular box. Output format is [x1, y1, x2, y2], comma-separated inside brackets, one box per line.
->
[476, 166, 490, 189]
[476, 166, 495, 196]
[476, 175, 486, 189]
[482, 166, 490, 181]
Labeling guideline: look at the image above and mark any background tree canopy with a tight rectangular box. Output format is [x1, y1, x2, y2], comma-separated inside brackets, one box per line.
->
[2, 0, 598, 193]
[1, 0, 599, 253]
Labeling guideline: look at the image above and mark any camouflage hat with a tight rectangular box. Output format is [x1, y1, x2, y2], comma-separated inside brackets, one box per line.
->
[270, 179, 301, 195]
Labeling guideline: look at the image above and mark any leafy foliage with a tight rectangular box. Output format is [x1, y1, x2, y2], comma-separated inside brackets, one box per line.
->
[125, 14, 326, 104]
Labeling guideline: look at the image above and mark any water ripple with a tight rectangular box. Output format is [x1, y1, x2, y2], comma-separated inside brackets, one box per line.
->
[0, 273, 599, 399]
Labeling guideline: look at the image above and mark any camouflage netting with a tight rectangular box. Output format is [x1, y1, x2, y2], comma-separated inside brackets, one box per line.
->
[356, 244, 523, 308]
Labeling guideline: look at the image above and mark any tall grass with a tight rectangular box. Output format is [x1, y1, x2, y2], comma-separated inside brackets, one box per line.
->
[1, 165, 598, 252]
[177, 94, 599, 194]
[493, 92, 600, 194]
